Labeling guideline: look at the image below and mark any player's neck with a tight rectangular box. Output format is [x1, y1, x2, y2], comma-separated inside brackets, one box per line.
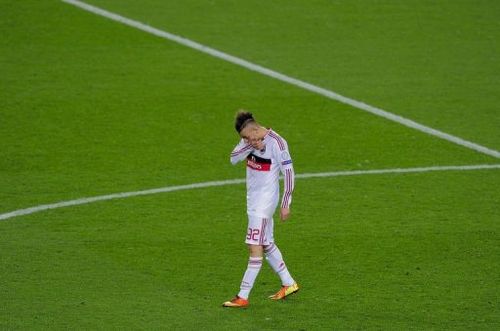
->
[257, 126, 269, 139]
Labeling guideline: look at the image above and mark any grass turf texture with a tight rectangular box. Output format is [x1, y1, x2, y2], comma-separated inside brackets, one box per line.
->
[1, 0, 499, 329]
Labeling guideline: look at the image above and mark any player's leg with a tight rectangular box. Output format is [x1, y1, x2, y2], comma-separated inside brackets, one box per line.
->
[237, 244, 263, 299]
[222, 244, 263, 308]
[263, 218, 299, 300]
[265, 242, 299, 300]
[263, 242, 295, 286]
[223, 216, 266, 308]
[238, 218, 266, 300]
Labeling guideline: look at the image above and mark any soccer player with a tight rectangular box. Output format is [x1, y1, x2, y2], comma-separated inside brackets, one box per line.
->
[223, 111, 299, 308]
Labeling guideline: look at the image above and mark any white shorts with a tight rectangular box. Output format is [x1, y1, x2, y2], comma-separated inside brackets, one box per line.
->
[245, 215, 274, 246]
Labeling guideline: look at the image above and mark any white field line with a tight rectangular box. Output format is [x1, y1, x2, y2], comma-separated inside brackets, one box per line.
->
[61, 0, 500, 159]
[1, 164, 499, 221]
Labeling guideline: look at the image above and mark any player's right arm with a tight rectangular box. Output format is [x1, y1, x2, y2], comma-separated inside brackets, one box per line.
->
[230, 139, 252, 165]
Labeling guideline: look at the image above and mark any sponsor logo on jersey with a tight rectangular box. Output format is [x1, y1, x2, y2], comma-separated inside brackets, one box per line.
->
[246, 153, 271, 171]
[282, 159, 293, 166]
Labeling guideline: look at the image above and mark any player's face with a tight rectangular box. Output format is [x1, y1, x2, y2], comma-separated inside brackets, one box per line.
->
[240, 126, 263, 149]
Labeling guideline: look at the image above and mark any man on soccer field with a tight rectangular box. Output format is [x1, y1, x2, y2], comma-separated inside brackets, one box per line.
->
[223, 110, 299, 308]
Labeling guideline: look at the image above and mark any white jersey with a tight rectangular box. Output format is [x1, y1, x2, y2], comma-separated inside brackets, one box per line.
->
[230, 129, 295, 218]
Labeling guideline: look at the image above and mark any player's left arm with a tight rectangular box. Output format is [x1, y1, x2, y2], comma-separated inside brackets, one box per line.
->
[275, 140, 295, 221]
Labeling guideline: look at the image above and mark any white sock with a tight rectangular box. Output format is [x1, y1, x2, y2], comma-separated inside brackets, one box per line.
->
[264, 243, 295, 286]
[237, 256, 263, 299]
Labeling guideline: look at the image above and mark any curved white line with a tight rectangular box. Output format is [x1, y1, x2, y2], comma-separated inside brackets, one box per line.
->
[1, 164, 499, 221]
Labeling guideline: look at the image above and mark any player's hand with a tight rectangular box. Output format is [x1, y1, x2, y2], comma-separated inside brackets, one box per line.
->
[280, 207, 290, 221]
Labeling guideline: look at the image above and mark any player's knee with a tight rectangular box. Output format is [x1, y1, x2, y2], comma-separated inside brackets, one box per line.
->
[247, 244, 264, 257]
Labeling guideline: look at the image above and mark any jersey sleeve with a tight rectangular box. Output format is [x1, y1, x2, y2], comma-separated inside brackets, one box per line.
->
[230, 139, 253, 165]
[273, 139, 295, 209]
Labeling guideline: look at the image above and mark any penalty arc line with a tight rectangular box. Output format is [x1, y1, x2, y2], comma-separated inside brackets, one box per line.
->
[60, 0, 500, 159]
[1, 164, 499, 221]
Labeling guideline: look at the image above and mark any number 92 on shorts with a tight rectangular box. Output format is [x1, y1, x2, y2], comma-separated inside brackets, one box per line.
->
[245, 215, 275, 246]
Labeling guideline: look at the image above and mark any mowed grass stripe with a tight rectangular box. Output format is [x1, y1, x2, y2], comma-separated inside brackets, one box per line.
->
[61, 0, 500, 159]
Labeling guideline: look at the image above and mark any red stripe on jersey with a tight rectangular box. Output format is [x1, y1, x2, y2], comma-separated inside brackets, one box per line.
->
[283, 171, 290, 208]
[231, 144, 252, 156]
[287, 169, 293, 204]
[246, 154, 271, 171]
[268, 132, 285, 151]
[247, 160, 271, 171]
[282, 169, 293, 208]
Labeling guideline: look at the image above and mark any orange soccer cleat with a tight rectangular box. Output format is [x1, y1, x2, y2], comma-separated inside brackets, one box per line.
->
[222, 296, 249, 308]
[269, 283, 300, 300]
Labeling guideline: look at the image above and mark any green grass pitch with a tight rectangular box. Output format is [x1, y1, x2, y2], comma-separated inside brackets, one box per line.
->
[1, 0, 499, 329]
